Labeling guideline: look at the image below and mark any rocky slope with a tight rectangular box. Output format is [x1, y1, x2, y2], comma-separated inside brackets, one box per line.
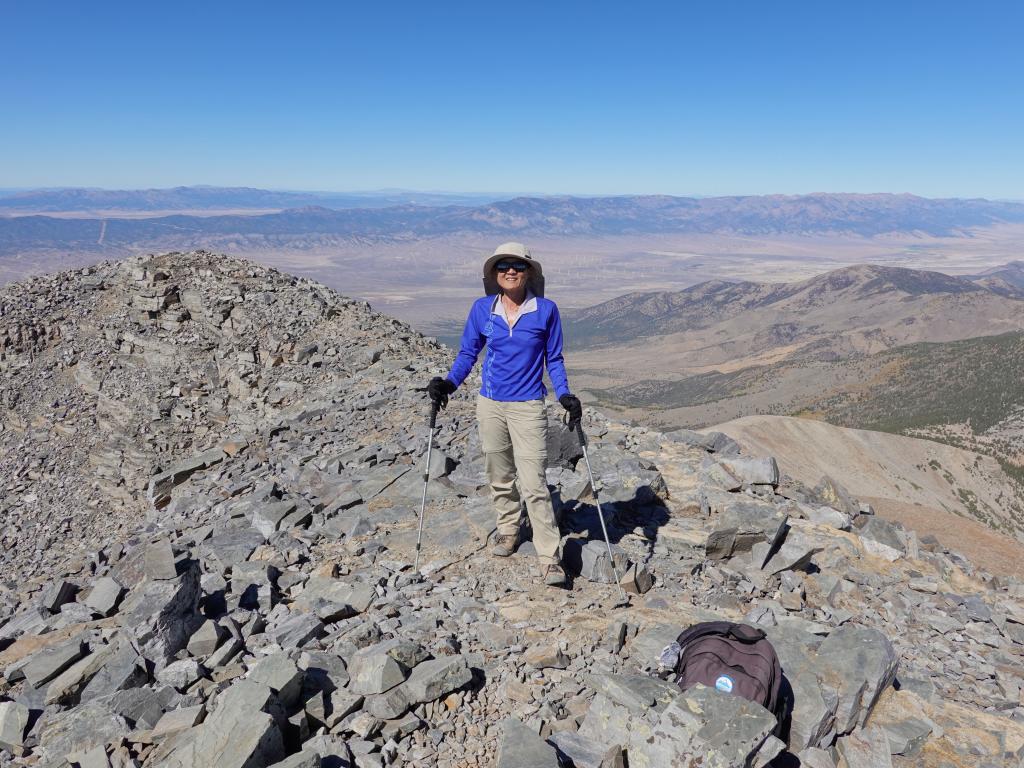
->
[1, 253, 1023, 768]
[706, 416, 1024, 571]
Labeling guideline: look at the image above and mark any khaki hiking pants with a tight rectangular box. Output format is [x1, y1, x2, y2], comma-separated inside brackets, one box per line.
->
[476, 395, 561, 566]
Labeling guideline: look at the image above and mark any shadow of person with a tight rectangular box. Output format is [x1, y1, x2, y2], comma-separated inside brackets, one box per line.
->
[556, 487, 671, 577]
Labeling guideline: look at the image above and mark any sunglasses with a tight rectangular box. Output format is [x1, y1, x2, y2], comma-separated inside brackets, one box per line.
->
[495, 262, 529, 273]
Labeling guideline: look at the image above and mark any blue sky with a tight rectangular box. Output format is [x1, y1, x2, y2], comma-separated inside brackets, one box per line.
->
[2, 1, 1022, 197]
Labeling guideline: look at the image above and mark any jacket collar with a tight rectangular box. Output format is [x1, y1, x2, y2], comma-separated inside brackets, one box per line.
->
[491, 290, 538, 326]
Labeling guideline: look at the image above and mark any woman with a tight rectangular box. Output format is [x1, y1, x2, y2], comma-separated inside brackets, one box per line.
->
[427, 242, 582, 587]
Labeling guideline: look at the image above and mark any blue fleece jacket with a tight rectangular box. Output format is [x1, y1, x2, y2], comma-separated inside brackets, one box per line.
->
[447, 294, 571, 402]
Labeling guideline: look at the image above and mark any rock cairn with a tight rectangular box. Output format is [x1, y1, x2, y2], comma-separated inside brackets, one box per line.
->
[0, 252, 1022, 768]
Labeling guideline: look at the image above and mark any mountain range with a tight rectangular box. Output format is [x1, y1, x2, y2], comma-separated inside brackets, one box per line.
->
[567, 263, 1024, 368]
[0, 185, 501, 212]
[963, 259, 1024, 293]
[4, 193, 1024, 259]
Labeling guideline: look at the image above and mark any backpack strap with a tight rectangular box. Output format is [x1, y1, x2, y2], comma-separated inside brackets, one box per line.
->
[677, 621, 766, 648]
[726, 624, 767, 643]
[675, 621, 735, 648]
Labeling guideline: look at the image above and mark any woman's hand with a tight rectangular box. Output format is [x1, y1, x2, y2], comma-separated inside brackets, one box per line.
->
[427, 377, 456, 409]
[559, 394, 582, 429]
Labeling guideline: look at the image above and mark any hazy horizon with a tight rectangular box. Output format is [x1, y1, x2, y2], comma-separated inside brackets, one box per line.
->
[1, 185, 1021, 203]
[4, 2, 1022, 197]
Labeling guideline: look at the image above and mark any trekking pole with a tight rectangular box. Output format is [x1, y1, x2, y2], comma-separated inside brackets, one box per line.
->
[573, 419, 629, 605]
[414, 400, 440, 572]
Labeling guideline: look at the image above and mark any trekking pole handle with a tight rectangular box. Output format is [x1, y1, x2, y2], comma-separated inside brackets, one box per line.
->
[574, 419, 587, 448]
[563, 410, 587, 447]
[429, 401, 439, 429]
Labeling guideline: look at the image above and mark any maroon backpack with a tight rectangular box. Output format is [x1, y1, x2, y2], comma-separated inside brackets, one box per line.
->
[673, 621, 784, 721]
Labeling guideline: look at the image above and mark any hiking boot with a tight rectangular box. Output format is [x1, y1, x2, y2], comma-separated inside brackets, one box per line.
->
[492, 533, 518, 557]
[543, 564, 567, 587]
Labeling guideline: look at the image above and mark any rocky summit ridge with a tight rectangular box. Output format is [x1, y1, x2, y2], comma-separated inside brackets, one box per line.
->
[1, 252, 1023, 768]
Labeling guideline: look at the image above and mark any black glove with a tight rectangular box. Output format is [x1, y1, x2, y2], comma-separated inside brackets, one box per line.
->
[427, 377, 456, 410]
[559, 394, 582, 429]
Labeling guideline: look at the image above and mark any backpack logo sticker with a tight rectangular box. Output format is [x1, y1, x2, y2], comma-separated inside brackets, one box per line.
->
[715, 675, 734, 694]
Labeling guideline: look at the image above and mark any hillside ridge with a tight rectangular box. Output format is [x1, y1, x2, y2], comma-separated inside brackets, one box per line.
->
[1, 253, 1023, 767]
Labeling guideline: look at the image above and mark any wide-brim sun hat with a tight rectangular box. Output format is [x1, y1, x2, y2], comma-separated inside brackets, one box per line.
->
[482, 242, 545, 297]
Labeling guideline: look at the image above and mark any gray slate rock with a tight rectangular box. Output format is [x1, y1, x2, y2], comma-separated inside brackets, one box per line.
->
[784, 663, 837, 751]
[299, 649, 351, 694]
[147, 448, 224, 508]
[37, 699, 128, 765]
[80, 640, 147, 699]
[206, 635, 243, 669]
[0, 606, 49, 641]
[664, 429, 718, 451]
[803, 505, 851, 530]
[835, 725, 893, 768]
[120, 559, 202, 665]
[267, 751, 322, 768]
[150, 704, 207, 739]
[524, 644, 569, 670]
[145, 538, 179, 580]
[666, 429, 739, 455]
[85, 576, 126, 616]
[548, 730, 607, 768]
[706, 500, 788, 560]
[39, 579, 77, 612]
[0, 701, 30, 751]
[297, 577, 376, 616]
[577, 694, 634, 752]
[23, 638, 87, 688]
[367, 637, 429, 669]
[718, 456, 780, 487]
[302, 734, 351, 765]
[497, 717, 559, 768]
[43, 643, 117, 705]
[813, 476, 859, 518]
[628, 685, 779, 768]
[156, 658, 204, 690]
[78, 744, 112, 768]
[200, 528, 266, 572]
[816, 626, 898, 735]
[858, 518, 906, 559]
[584, 673, 679, 714]
[364, 684, 411, 720]
[252, 500, 298, 538]
[160, 680, 285, 768]
[763, 528, 822, 575]
[881, 717, 932, 757]
[348, 647, 408, 695]
[187, 619, 226, 657]
[577, 540, 630, 581]
[248, 652, 304, 708]
[797, 747, 837, 768]
[265, 610, 325, 649]
[106, 685, 176, 729]
[404, 655, 473, 704]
